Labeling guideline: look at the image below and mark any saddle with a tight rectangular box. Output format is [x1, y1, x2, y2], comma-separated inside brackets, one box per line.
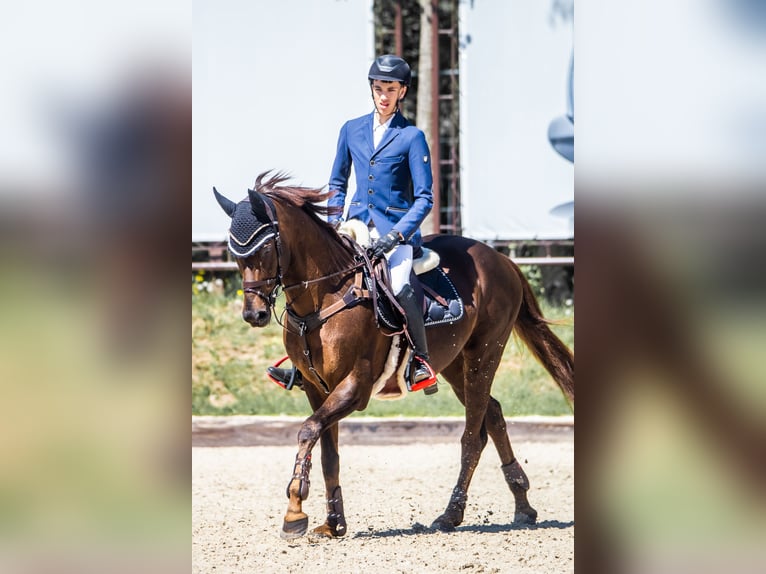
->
[338, 221, 464, 333]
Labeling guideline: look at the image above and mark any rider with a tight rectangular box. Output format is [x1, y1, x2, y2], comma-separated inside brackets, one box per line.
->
[269, 54, 436, 391]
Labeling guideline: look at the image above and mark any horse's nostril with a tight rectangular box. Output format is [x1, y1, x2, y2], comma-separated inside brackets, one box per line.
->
[242, 309, 269, 326]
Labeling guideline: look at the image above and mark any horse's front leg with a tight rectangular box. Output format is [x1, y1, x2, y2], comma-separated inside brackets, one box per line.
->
[310, 423, 347, 538]
[300, 382, 347, 538]
[280, 380, 359, 540]
[280, 432, 314, 539]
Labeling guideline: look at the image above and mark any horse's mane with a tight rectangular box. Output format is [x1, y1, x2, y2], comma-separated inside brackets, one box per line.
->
[254, 171, 356, 264]
[254, 171, 340, 220]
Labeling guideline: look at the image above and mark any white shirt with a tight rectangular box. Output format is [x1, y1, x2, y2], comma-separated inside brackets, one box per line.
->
[373, 113, 394, 149]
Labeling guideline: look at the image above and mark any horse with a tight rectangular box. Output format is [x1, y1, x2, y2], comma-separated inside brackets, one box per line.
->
[213, 172, 574, 540]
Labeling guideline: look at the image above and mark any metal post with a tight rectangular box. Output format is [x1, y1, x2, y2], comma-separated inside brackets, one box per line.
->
[430, 0, 441, 234]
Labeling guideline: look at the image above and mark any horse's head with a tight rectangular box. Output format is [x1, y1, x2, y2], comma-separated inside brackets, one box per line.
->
[214, 186, 281, 328]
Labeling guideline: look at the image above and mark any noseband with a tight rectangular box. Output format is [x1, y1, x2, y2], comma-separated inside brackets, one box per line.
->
[242, 273, 280, 306]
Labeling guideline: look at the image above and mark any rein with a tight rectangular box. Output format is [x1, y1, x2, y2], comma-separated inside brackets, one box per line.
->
[282, 263, 364, 294]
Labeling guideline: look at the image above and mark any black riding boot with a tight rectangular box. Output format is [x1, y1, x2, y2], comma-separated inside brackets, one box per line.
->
[267, 366, 303, 390]
[396, 284, 436, 391]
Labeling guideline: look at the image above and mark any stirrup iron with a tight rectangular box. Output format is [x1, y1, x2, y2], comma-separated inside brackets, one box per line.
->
[267, 356, 302, 391]
[406, 355, 438, 393]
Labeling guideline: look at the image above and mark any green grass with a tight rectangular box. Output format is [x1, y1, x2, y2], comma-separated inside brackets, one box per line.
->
[192, 291, 573, 417]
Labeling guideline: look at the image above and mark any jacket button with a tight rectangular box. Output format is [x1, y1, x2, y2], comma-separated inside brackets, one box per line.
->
[368, 189, 373, 194]
[370, 160, 375, 166]
[368, 203, 374, 209]
[368, 174, 374, 180]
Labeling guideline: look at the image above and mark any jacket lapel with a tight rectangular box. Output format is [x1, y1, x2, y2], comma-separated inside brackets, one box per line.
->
[360, 112, 375, 155]
[371, 112, 406, 158]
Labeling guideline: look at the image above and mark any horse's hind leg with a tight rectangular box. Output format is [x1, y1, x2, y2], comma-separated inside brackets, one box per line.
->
[431, 355, 496, 531]
[434, 354, 537, 529]
[485, 396, 537, 524]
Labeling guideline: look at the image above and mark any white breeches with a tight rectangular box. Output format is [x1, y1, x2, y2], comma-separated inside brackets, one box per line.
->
[369, 226, 413, 296]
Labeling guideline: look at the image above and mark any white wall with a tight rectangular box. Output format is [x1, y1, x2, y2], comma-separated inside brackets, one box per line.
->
[459, 0, 574, 240]
[193, 0, 374, 241]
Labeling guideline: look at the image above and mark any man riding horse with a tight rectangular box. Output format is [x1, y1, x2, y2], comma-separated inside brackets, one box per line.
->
[269, 54, 436, 391]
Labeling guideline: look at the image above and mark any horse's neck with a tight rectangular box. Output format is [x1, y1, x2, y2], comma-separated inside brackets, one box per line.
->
[278, 207, 353, 307]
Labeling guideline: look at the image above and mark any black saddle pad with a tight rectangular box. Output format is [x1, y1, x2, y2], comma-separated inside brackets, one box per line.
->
[419, 267, 465, 326]
[374, 267, 464, 331]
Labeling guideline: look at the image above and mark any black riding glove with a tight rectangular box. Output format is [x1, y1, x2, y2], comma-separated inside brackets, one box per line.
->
[370, 230, 401, 258]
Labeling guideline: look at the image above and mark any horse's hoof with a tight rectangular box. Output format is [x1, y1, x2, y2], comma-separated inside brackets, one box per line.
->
[431, 515, 458, 532]
[514, 507, 538, 524]
[309, 525, 333, 538]
[310, 523, 344, 538]
[280, 516, 309, 540]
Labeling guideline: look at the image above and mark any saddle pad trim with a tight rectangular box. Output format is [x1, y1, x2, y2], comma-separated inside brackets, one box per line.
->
[422, 267, 464, 327]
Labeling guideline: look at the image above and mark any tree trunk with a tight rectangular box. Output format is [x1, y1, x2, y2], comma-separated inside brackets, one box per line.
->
[416, 0, 437, 235]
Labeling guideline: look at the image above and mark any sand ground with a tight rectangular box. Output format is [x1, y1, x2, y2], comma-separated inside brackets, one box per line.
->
[192, 420, 573, 574]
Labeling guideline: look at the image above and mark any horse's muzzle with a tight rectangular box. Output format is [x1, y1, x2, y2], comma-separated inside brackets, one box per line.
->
[242, 308, 270, 327]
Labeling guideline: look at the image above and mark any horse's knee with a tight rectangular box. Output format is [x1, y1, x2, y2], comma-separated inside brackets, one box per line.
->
[297, 418, 322, 446]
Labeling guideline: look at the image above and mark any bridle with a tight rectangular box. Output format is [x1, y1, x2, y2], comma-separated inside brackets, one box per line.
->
[241, 195, 283, 308]
[242, 272, 280, 307]
[240, 193, 367, 319]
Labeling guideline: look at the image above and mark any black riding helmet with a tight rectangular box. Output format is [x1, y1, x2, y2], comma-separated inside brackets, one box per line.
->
[368, 54, 412, 87]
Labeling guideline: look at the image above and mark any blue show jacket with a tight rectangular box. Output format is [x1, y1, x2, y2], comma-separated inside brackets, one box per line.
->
[327, 111, 433, 249]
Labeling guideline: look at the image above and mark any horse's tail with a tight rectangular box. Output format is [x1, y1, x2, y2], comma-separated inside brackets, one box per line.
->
[511, 263, 574, 405]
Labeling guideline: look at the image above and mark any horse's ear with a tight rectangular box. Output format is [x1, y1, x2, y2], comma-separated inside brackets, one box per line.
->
[213, 187, 237, 217]
[248, 187, 270, 222]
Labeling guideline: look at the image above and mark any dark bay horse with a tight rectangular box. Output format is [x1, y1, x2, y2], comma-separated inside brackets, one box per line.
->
[214, 172, 574, 539]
